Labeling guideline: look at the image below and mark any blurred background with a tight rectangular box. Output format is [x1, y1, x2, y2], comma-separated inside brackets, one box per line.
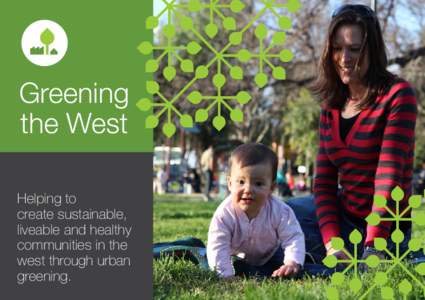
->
[151, 0, 425, 199]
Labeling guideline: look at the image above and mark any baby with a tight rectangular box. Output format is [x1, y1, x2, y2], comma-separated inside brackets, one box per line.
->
[207, 143, 305, 278]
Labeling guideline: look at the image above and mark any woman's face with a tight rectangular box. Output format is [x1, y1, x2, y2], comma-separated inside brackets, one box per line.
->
[332, 24, 369, 86]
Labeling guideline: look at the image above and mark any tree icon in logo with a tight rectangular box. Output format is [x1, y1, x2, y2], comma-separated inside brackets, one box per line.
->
[22, 20, 67, 66]
[41, 28, 55, 55]
[30, 28, 58, 55]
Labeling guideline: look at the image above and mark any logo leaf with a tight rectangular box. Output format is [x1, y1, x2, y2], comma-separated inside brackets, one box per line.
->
[212, 116, 226, 131]
[40, 28, 54, 45]
[180, 114, 193, 128]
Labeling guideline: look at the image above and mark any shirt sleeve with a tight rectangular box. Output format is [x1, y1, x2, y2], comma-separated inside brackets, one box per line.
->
[278, 206, 306, 266]
[314, 109, 341, 244]
[207, 210, 234, 278]
[366, 82, 417, 245]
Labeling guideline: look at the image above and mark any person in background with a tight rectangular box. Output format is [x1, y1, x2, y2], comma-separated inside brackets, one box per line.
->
[156, 167, 168, 195]
[277, 168, 292, 197]
[286, 170, 295, 191]
[201, 145, 214, 201]
[191, 169, 201, 193]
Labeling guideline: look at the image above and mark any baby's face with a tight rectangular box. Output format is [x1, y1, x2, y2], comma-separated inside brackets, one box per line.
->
[227, 161, 275, 219]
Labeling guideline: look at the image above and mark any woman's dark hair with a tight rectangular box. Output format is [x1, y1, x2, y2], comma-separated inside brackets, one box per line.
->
[311, 4, 397, 109]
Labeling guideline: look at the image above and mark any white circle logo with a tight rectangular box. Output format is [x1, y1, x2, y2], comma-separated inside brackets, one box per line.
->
[21, 20, 68, 67]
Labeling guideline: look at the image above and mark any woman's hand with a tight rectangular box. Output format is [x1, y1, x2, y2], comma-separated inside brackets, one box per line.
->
[271, 261, 301, 277]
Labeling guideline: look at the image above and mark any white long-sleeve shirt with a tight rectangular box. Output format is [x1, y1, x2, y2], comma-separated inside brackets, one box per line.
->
[207, 195, 305, 278]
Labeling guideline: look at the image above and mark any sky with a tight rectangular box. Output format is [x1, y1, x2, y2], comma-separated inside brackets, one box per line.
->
[154, 0, 166, 19]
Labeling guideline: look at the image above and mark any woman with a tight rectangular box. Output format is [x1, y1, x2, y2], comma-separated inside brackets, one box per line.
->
[287, 4, 417, 264]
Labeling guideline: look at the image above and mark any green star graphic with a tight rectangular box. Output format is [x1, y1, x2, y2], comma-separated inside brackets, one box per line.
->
[323, 187, 425, 300]
[137, 0, 301, 137]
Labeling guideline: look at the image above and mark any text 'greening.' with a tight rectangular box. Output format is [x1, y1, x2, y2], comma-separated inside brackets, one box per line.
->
[19, 81, 129, 110]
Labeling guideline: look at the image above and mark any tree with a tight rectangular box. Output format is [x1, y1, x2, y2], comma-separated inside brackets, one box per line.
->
[283, 88, 320, 177]
[150, 0, 425, 169]
[152, 0, 330, 146]
[400, 33, 425, 167]
[40, 28, 54, 55]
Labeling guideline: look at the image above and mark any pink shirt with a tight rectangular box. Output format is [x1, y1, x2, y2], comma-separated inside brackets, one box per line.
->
[207, 195, 305, 277]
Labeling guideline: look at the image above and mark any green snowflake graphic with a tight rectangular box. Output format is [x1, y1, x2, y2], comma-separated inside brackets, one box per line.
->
[323, 187, 425, 300]
[137, 0, 301, 137]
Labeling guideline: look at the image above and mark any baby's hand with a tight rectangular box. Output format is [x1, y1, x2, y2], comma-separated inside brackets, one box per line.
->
[271, 261, 301, 277]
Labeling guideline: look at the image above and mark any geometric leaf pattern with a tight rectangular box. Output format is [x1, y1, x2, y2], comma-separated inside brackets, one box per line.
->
[325, 186, 425, 299]
[137, 0, 301, 137]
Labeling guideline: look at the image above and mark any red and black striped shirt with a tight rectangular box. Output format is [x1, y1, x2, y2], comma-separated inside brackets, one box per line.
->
[313, 81, 417, 246]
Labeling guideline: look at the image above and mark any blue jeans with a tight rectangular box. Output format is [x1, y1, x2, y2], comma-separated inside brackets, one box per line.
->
[233, 247, 284, 278]
[286, 195, 412, 265]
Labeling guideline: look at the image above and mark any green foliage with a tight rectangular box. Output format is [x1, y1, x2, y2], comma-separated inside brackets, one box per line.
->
[283, 88, 320, 169]
[414, 135, 425, 167]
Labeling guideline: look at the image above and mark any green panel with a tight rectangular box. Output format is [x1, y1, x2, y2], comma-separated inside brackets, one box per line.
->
[0, 0, 152, 152]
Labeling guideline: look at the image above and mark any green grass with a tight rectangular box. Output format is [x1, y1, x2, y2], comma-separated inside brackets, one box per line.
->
[154, 195, 425, 299]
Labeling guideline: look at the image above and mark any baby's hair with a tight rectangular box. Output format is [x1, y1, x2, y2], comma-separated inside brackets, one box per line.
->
[229, 143, 277, 181]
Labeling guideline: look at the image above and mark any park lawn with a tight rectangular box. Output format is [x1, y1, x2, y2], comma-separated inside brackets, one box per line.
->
[154, 195, 425, 300]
